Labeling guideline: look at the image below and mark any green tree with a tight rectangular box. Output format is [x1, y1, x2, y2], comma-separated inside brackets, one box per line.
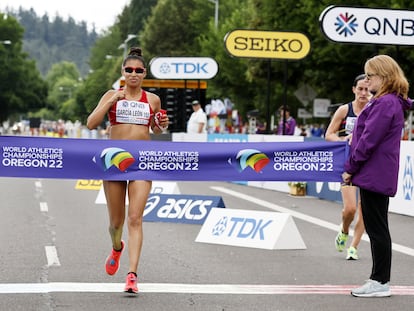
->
[78, 0, 158, 122]
[78, 55, 121, 121]
[46, 61, 80, 87]
[78, 0, 414, 126]
[198, 0, 258, 118]
[140, 0, 208, 61]
[78, 26, 125, 121]
[218, 0, 414, 129]
[0, 13, 47, 122]
[9, 7, 98, 77]
[118, 0, 158, 38]
[44, 62, 81, 120]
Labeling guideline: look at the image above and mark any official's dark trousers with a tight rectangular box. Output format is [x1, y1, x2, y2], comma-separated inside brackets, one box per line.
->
[360, 188, 392, 284]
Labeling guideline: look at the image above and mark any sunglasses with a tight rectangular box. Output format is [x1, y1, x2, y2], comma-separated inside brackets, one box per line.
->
[124, 67, 145, 74]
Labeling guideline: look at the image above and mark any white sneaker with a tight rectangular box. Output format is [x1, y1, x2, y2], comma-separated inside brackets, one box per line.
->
[351, 279, 391, 297]
[346, 246, 359, 260]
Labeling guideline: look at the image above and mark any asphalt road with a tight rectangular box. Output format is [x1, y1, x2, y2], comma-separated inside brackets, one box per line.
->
[0, 177, 414, 311]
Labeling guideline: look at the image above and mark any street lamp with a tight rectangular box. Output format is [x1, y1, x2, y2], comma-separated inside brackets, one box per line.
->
[118, 34, 137, 59]
[59, 86, 72, 99]
[59, 84, 78, 99]
[1, 40, 11, 61]
[208, 0, 219, 29]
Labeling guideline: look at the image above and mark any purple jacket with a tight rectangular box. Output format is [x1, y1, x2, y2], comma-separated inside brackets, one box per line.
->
[277, 117, 296, 135]
[344, 93, 412, 196]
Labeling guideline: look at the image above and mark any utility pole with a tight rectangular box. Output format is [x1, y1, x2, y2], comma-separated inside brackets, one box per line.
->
[208, 0, 219, 29]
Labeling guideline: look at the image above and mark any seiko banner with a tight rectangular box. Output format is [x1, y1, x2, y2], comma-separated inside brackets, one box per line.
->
[0, 136, 346, 182]
[149, 57, 218, 80]
[320, 6, 414, 45]
[224, 29, 311, 60]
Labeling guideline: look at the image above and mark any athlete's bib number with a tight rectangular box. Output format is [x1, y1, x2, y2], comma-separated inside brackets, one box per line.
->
[116, 100, 151, 125]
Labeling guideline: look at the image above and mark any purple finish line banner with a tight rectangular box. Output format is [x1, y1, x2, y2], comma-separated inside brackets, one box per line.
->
[0, 136, 347, 182]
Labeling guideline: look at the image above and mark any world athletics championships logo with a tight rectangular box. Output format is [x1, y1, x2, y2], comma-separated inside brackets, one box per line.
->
[403, 155, 413, 200]
[93, 147, 135, 172]
[228, 149, 270, 173]
[335, 12, 358, 37]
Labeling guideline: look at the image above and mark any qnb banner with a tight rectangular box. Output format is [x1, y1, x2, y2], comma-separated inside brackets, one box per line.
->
[0, 136, 347, 182]
[319, 6, 414, 46]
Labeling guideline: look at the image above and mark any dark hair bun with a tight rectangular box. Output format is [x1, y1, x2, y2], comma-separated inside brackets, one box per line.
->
[353, 74, 366, 86]
[129, 47, 142, 57]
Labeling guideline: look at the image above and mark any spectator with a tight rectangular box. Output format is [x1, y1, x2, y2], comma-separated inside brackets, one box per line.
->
[276, 106, 296, 135]
[325, 74, 370, 260]
[310, 123, 324, 137]
[187, 100, 207, 134]
[343, 55, 412, 297]
[299, 125, 307, 137]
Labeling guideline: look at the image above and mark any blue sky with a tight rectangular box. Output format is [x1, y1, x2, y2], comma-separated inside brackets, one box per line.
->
[1, 0, 131, 33]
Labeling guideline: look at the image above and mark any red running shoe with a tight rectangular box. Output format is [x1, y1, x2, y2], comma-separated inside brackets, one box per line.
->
[124, 272, 138, 294]
[105, 240, 124, 276]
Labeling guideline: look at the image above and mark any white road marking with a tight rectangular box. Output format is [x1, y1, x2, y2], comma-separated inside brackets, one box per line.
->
[40, 202, 48, 212]
[211, 186, 414, 257]
[45, 246, 61, 267]
[35, 180, 42, 189]
[0, 283, 414, 295]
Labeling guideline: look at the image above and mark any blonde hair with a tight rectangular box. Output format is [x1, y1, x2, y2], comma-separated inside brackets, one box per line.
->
[364, 54, 409, 99]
